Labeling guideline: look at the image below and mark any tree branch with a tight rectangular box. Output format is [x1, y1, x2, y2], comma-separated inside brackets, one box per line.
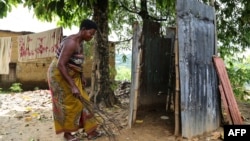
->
[110, 36, 133, 44]
[118, 0, 139, 14]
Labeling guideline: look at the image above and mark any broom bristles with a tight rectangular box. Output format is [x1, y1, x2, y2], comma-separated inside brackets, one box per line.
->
[78, 96, 121, 141]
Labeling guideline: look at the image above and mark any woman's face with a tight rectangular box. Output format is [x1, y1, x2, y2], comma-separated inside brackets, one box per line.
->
[84, 29, 96, 41]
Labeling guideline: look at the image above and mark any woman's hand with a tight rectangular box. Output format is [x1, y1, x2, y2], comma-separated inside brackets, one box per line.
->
[81, 74, 87, 87]
[71, 85, 81, 99]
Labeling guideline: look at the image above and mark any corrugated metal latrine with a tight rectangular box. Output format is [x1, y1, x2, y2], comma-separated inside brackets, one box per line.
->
[129, 0, 221, 138]
[140, 21, 175, 107]
[177, 0, 220, 138]
[128, 21, 176, 127]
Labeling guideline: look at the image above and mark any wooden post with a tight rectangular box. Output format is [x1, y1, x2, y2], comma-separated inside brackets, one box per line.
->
[128, 22, 141, 128]
[174, 27, 180, 136]
[132, 48, 142, 124]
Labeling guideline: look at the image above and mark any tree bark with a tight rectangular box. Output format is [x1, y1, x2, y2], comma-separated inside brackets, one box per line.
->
[91, 0, 118, 107]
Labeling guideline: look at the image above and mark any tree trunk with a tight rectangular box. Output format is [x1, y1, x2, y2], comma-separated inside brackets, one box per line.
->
[91, 0, 118, 107]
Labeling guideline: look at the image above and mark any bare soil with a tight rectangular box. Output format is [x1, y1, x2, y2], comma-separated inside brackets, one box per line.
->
[0, 88, 250, 141]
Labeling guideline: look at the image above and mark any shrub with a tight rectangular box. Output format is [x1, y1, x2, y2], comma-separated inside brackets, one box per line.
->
[9, 83, 23, 92]
[115, 66, 131, 81]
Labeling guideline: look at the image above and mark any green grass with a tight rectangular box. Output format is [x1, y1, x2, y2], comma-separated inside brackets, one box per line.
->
[115, 66, 131, 81]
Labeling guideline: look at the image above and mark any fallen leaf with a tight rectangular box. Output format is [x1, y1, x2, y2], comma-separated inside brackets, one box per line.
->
[135, 120, 143, 124]
[25, 117, 32, 122]
[31, 112, 39, 118]
[25, 107, 33, 112]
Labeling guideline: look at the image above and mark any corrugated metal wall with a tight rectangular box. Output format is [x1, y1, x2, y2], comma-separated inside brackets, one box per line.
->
[128, 21, 176, 128]
[139, 20, 175, 107]
[177, 0, 220, 138]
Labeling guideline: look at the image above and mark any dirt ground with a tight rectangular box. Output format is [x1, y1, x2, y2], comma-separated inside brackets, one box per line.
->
[0, 87, 250, 141]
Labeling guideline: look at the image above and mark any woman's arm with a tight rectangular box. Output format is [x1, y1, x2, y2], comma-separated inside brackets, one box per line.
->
[57, 38, 80, 96]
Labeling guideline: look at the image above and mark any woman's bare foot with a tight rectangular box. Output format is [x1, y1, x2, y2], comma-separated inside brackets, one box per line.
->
[87, 130, 103, 140]
[64, 132, 80, 141]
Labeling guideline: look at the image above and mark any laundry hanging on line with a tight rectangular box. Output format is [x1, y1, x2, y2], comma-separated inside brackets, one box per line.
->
[0, 37, 12, 74]
[17, 27, 62, 62]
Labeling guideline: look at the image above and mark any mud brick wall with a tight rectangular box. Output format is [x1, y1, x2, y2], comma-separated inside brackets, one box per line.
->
[0, 30, 115, 91]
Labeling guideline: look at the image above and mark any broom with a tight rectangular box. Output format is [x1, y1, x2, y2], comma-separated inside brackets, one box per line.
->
[77, 94, 121, 141]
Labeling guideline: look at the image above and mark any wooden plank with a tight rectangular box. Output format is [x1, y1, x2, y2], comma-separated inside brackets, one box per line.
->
[219, 84, 232, 124]
[213, 56, 243, 124]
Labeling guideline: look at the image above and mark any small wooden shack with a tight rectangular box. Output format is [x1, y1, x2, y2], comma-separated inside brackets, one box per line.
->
[128, 0, 221, 138]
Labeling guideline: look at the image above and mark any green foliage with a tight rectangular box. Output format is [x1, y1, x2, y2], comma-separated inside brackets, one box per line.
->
[109, 65, 117, 80]
[214, 0, 250, 58]
[116, 52, 131, 68]
[9, 83, 23, 92]
[110, 80, 119, 92]
[23, 0, 93, 28]
[115, 66, 131, 81]
[109, 67, 119, 92]
[34, 87, 39, 90]
[226, 56, 250, 100]
[115, 51, 131, 81]
[0, 87, 2, 93]
[0, 0, 21, 18]
[83, 40, 95, 58]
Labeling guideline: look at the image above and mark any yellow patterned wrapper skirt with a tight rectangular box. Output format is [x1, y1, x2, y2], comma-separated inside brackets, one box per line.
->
[47, 58, 97, 134]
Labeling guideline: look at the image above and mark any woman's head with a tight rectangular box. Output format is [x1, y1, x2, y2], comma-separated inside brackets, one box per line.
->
[79, 19, 98, 41]
[80, 19, 97, 30]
